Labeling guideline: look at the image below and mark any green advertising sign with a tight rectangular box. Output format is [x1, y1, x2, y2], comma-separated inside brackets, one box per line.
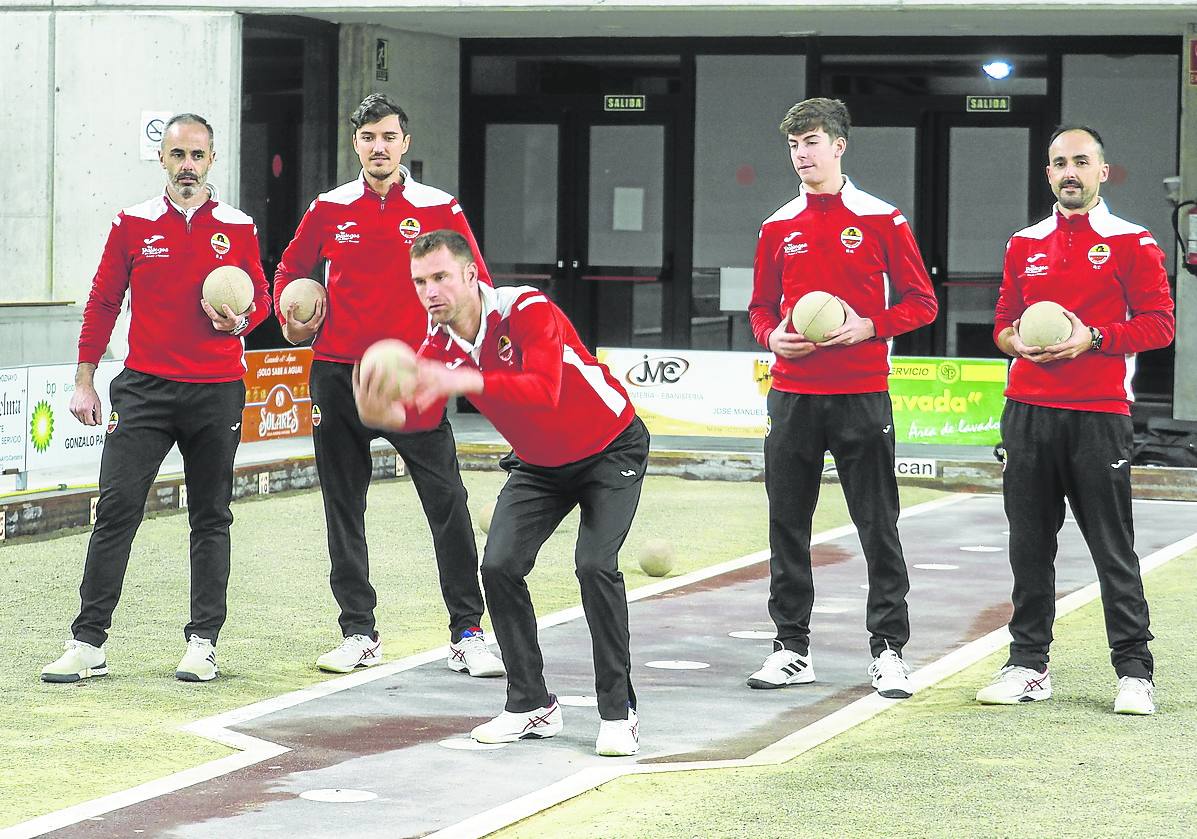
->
[889, 356, 1008, 446]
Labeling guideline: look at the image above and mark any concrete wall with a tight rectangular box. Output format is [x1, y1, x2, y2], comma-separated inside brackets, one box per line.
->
[336, 25, 460, 195]
[0, 10, 241, 365]
[1176, 25, 1197, 420]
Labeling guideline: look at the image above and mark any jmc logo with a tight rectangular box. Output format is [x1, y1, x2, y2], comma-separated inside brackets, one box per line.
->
[625, 355, 690, 387]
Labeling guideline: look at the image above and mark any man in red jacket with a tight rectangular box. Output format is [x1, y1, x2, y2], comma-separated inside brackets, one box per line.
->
[42, 113, 269, 684]
[355, 229, 647, 757]
[274, 94, 502, 678]
[747, 98, 937, 699]
[977, 126, 1175, 715]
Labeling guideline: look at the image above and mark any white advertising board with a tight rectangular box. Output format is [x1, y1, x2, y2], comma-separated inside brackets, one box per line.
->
[25, 361, 125, 472]
[0, 367, 29, 472]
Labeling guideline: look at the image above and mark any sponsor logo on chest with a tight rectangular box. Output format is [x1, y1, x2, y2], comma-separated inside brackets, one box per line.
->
[399, 217, 422, 240]
[210, 232, 231, 256]
[497, 335, 515, 364]
[335, 221, 360, 244]
[141, 234, 170, 258]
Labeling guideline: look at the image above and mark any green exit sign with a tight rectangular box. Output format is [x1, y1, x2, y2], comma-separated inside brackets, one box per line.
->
[604, 95, 646, 112]
[966, 95, 1012, 113]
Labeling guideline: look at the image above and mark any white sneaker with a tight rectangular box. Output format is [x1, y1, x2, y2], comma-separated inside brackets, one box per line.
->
[595, 709, 640, 757]
[316, 633, 382, 673]
[868, 648, 913, 699]
[746, 642, 815, 689]
[1114, 676, 1155, 715]
[471, 696, 563, 743]
[41, 639, 108, 683]
[176, 635, 218, 682]
[976, 665, 1052, 705]
[448, 628, 506, 677]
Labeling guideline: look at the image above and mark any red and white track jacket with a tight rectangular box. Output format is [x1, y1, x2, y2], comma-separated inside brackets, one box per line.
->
[995, 200, 1175, 415]
[78, 194, 269, 383]
[406, 285, 635, 467]
[274, 168, 491, 364]
[749, 177, 938, 394]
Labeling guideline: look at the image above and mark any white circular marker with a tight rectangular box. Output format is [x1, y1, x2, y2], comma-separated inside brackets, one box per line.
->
[960, 545, 1002, 553]
[860, 584, 869, 590]
[1002, 530, 1010, 536]
[299, 789, 379, 803]
[914, 563, 959, 570]
[645, 660, 709, 670]
[557, 695, 599, 707]
[438, 738, 506, 751]
[729, 630, 775, 640]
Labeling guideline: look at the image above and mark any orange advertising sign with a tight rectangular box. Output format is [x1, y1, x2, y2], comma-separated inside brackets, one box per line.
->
[241, 348, 313, 442]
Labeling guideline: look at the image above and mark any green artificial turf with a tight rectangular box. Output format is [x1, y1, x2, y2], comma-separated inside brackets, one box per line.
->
[496, 551, 1197, 839]
[0, 472, 942, 827]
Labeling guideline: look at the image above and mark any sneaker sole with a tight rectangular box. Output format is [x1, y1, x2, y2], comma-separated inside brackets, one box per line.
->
[447, 660, 506, 678]
[472, 726, 562, 744]
[316, 656, 381, 674]
[876, 687, 913, 699]
[746, 673, 816, 690]
[976, 692, 1052, 705]
[41, 665, 108, 683]
[1114, 705, 1155, 715]
[596, 745, 640, 757]
[176, 669, 218, 683]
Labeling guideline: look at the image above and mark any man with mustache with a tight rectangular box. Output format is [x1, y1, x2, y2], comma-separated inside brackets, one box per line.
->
[42, 113, 269, 683]
[274, 94, 503, 678]
[978, 126, 1175, 714]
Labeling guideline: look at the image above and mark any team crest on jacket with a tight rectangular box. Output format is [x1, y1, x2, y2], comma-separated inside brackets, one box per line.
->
[1088, 243, 1111, 267]
[210, 232, 231, 256]
[399, 218, 421, 239]
[497, 335, 514, 363]
[840, 227, 863, 250]
[106, 411, 119, 434]
[311, 404, 322, 428]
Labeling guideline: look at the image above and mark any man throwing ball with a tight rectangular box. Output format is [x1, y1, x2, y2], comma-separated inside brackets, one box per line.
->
[355, 230, 648, 757]
[979, 126, 1174, 714]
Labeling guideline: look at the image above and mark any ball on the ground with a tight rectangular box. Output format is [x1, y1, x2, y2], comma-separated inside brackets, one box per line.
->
[1018, 300, 1072, 348]
[790, 291, 846, 343]
[637, 539, 675, 577]
[359, 339, 417, 401]
[479, 499, 497, 534]
[202, 265, 253, 316]
[279, 277, 326, 323]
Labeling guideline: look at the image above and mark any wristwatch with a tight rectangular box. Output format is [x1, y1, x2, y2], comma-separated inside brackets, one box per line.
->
[1088, 326, 1103, 352]
[232, 315, 249, 336]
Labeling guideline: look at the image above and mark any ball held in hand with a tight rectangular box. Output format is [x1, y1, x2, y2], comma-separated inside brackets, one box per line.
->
[279, 278, 326, 324]
[360, 340, 418, 402]
[1018, 300, 1071, 348]
[202, 265, 254, 316]
[790, 291, 846, 343]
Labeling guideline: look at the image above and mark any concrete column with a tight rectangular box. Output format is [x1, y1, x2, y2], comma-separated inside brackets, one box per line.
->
[1176, 24, 1197, 420]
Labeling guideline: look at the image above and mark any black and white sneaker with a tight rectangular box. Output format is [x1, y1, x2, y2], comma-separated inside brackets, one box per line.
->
[747, 642, 815, 689]
[868, 648, 913, 699]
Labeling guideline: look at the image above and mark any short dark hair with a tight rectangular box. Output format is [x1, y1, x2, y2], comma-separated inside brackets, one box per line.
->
[350, 93, 410, 133]
[411, 229, 474, 265]
[1049, 124, 1105, 159]
[162, 113, 214, 149]
[780, 98, 851, 142]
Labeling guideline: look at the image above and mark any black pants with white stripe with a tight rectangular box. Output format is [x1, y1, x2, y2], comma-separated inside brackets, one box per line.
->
[764, 390, 910, 659]
[481, 417, 648, 721]
[1001, 400, 1152, 679]
[73, 369, 245, 647]
[310, 360, 484, 643]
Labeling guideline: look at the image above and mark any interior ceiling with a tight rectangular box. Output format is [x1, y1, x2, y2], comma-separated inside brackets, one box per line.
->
[305, 8, 1192, 39]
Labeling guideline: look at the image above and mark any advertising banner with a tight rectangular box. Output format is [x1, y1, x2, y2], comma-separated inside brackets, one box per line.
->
[0, 367, 29, 473]
[24, 361, 125, 472]
[241, 348, 314, 443]
[597, 348, 1007, 447]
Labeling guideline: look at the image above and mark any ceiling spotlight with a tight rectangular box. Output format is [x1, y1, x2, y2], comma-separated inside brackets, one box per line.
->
[982, 61, 1013, 80]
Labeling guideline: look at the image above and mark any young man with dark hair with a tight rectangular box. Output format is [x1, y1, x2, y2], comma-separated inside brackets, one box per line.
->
[274, 93, 503, 678]
[42, 114, 269, 683]
[747, 97, 937, 698]
[977, 126, 1174, 714]
[355, 229, 647, 757]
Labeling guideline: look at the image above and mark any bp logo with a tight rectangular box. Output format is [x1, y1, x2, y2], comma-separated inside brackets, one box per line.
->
[311, 404, 322, 428]
[210, 232, 231, 256]
[399, 218, 421, 239]
[30, 400, 54, 453]
[840, 227, 863, 250]
[1088, 243, 1110, 267]
[106, 411, 119, 434]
